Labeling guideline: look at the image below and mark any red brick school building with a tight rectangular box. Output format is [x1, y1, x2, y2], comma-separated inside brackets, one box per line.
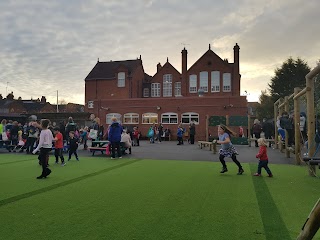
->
[85, 44, 248, 140]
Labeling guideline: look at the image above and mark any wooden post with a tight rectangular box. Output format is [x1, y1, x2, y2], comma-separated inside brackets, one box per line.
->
[274, 102, 279, 149]
[306, 75, 316, 176]
[248, 114, 251, 147]
[206, 115, 209, 141]
[285, 129, 290, 158]
[226, 114, 229, 126]
[294, 87, 301, 164]
[297, 199, 320, 240]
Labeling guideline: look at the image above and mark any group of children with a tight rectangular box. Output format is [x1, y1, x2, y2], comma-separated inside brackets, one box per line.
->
[217, 124, 273, 177]
[29, 119, 80, 179]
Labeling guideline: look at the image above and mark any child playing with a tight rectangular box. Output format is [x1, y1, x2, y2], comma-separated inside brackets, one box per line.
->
[254, 138, 273, 177]
[53, 127, 65, 166]
[68, 131, 79, 161]
[217, 124, 244, 175]
[32, 119, 53, 179]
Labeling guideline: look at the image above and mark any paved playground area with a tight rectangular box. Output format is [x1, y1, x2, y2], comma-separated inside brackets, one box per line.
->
[0, 140, 307, 166]
[79, 140, 303, 165]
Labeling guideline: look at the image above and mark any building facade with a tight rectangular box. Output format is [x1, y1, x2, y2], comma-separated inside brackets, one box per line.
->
[85, 44, 248, 140]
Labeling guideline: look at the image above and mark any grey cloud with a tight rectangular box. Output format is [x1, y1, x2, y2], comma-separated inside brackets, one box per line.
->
[0, 0, 318, 103]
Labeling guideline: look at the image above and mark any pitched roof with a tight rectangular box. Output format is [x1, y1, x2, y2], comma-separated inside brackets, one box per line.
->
[85, 59, 142, 81]
[187, 49, 232, 73]
[152, 61, 181, 79]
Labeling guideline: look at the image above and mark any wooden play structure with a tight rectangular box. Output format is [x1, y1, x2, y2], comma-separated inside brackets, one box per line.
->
[274, 64, 320, 177]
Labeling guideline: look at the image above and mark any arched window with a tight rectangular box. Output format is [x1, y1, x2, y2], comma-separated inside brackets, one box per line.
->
[106, 113, 122, 124]
[142, 113, 158, 124]
[123, 113, 139, 124]
[118, 72, 125, 87]
[181, 112, 199, 124]
[161, 112, 178, 124]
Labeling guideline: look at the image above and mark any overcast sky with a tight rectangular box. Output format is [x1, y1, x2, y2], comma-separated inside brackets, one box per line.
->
[0, 0, 319, 104]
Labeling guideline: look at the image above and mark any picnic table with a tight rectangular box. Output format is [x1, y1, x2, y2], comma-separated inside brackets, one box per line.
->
[88, 140, 109, 156]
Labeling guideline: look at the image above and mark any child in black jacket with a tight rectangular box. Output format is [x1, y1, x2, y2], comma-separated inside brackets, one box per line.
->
[68, 131, 79, 161]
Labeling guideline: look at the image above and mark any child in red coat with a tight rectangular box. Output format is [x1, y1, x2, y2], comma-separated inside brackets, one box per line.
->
[254, 138, 273, 177]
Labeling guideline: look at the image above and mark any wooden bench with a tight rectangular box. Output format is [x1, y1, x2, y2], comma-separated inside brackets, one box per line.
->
[88, 147, 106, 156]
[248, 138, 275, 147]
[198, 141, 217, 154]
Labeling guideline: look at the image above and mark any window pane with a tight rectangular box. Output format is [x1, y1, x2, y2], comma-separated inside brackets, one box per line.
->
[200, 71, 208, 92]
[181, 112, 199, 125]
[175, 82, 181, 96]
[163, 74, 172, 97]
[223, 73, 231, 92]
[211, 71, 220, 92]
[151, 83, 160, 97]
[189, 75, 197, 93]
[161, 112, 178, 124]
[118, 72, 125, 87]
[106, 113, 122, 124]
[143, 88, 149, 97]
[142, 113, 158, 124]
[123, 113, 139, 124]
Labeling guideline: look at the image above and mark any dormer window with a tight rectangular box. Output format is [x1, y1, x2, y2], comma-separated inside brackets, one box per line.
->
[118, 72, 125, 87]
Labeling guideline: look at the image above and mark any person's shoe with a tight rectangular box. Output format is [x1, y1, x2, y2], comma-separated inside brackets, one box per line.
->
[67, 158, 71, 161]
[111, 157, 115, 159]
[268, 174, 273, 177]
[220, 168, 228, 173]
[61, 162, 66, 166]
[36, 175, 45, 179]
[45, 168, 52, 177]
[76, 158, 79, 161]
[55, 161, 59, 164]
[119, 156, 122, 159]
[237, 169, 244, 175]
[253, 173, 261, 176]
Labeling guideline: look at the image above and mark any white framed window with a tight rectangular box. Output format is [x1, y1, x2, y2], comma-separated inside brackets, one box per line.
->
[199, 71, 208, 92]
[143, 88, 149, 97]
[223, 73, 231, 92]
[106, 113, 122, 124]
[161, 112, 178, 124]
[163, 74, 172, 97]
[118, 72, 125, 87]
[142, 112, 158, 124]
[181, 112, 199, 124]
[88, 101, 94, 109]
[211, 71, 220, 92]
[151, 83, 161, 97]
[174, 82, 181, 96]
[189, 75, 197, 93]
[123, 113, 139, 124]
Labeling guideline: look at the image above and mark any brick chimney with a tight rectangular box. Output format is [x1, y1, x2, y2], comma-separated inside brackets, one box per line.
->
[41, 96, 46, 103]
[157, 63, 162, 72]
[181, 47, 188, 96]
[233, 43, 240, 96]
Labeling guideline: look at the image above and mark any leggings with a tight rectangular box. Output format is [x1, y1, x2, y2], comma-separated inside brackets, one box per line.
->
[219, 154, 242, 169]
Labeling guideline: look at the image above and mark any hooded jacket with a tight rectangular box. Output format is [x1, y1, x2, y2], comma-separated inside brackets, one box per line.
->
[108, 122, 123, 143]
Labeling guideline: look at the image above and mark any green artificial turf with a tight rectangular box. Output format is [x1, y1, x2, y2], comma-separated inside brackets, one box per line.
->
[0, 154, 319, 240]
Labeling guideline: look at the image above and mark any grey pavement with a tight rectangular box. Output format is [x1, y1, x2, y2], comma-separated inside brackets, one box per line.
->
[79, 140, 303, 165]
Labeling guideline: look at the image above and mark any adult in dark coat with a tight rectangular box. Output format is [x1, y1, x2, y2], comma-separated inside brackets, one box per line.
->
[189, 122, 196, 144]
[262, 118, 274, 147]
[108, 117, 123, 159]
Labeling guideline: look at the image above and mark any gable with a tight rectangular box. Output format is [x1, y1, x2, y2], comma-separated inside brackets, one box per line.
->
[188, 50, 232, 73]
[152, 61, 181, 80]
